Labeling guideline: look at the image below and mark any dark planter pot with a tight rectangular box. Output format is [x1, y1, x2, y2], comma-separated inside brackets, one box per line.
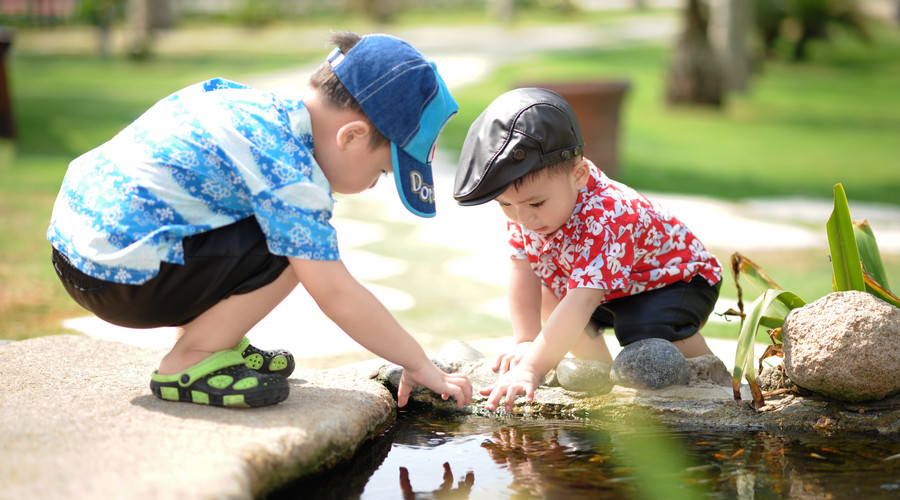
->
[0, 27, 14, 140]
[520, 81, 630, 179]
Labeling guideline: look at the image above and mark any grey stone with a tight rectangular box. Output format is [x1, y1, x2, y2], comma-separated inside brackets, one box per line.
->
[610, 338, 689, 390]
[758, 364, 798, 392]
[443, 355, 900, 436]
[555, 358, 613, 393]
[687, 354, 732, 387]
[0, 335, 395, 500]
[367, 357, 464, 409]
[783, 291, 900, 402]
[437, 339, 486, 366]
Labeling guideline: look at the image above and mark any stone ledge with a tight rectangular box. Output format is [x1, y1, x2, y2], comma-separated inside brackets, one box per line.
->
[0, 335, 396, 500]
[376, 350, 900, 436]
[6, 335, 898, 500]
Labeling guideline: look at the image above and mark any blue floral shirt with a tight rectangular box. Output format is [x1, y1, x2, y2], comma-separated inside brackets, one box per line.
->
[47, 78, 339, 285]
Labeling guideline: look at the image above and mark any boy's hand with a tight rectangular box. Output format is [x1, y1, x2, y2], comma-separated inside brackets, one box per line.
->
[397, 364, 473, 409]
[491, 341, 533, 374]
[478, 365, 542, 412]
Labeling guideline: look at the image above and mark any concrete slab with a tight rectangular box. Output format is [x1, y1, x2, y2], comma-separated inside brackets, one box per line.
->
[0, 335, 395, 500]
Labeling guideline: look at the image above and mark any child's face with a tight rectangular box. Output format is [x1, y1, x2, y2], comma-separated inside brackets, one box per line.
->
[494, 162, 589, 236]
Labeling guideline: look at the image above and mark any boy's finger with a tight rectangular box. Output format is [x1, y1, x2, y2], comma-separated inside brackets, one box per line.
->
[504, 385, 520, 412]
[499, 356, 511, 374]
[486, 386, 504, 411]
[461, 378, 473, 404]
[397, 380, 410, 407]
[491, 353, 503, 371]
[478, 383, 495, 396]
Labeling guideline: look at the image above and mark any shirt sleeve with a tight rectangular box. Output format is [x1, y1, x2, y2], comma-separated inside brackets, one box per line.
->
[507, 221, 528, 260]
[252, 181, 339, 261]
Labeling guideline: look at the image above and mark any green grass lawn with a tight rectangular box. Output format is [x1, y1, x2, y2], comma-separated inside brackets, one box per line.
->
[442, 27, 900, 204]
[2, 12, 899, 349]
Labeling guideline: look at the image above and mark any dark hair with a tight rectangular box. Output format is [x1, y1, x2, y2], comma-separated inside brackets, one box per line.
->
[510, 155, 582, 191]
[309, 31, 389, 149]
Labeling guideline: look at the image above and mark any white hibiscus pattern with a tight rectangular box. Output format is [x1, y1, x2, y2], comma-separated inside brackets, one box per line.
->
[509, 161, 721, 303]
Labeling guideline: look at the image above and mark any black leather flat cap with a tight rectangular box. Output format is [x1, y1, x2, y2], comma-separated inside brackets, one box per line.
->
[453, 87, 584, 206]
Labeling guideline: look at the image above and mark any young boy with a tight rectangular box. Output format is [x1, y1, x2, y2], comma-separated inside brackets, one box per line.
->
[453, 88, 722, 411]
[48, 32, 472, 409]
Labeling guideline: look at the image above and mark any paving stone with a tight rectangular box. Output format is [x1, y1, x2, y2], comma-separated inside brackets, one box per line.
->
[0, 335, 396, 500]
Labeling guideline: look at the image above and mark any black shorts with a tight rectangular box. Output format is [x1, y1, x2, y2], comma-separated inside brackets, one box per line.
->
[52, 217, 289, 328]
[590, 276, 721, 346]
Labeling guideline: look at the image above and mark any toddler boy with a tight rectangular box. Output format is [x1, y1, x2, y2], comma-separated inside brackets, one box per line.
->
[453, 88, 721, 411]
[48, 32, 472, 409]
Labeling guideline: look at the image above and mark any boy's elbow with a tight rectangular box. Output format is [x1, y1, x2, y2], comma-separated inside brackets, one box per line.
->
[566, 287, 608, 310]
[289, 257, 358, 304]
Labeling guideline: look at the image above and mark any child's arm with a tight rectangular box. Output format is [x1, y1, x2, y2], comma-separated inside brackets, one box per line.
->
[492, 258, 543, 373]
[289, 257, 473, 408]
[480, 286, 607, 411]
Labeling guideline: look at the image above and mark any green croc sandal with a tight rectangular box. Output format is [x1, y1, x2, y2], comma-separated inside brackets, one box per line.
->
[150, 350, 289, 408]
[233, 336, 295, 377]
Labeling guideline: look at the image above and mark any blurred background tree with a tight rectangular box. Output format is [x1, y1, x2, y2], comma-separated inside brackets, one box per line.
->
[756, 0, 871, 61]
[666, 0, 725, 107]
[1, 0, 898, 343]
[76, 0, 121, 57]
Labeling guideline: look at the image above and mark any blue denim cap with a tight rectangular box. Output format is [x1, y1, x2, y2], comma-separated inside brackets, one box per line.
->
[327, 34, 459, 217]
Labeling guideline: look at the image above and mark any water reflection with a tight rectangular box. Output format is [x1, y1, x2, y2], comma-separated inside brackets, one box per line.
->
[271, 411, 900, 499]
[481, 423, 623, 498]
[399, 463, 474, 499]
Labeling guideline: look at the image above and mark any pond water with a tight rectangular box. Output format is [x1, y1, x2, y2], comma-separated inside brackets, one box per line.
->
[271, 410, 900, 499]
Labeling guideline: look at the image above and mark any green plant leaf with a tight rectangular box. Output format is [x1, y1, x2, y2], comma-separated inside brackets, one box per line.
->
[854, 219, 890, 291]
[733, 253, 783, 292]
[732, 289, 805, 407]
[826, 184, 865, 292]
[758, 315, 784, 330]
[863, 270, 900, 309]
[731, 252, 792, 318]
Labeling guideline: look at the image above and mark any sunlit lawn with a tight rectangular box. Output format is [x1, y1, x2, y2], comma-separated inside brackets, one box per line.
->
[1, 11, 899, 348]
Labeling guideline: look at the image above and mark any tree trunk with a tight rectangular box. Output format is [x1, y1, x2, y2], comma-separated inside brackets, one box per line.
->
[0, 28, 15, 140]
[127, 0, 153, 60]
[95, 2, 117, 59]
[489, 0, 515, 23]
[710, 0, 753, 93]
[666, 0, 725, 107]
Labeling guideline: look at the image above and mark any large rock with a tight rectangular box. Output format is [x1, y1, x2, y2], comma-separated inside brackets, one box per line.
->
[0, 335, 396, 499]
[783, 291, 900, 402]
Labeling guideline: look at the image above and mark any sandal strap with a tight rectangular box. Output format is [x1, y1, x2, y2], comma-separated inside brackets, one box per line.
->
[232, 336, 251, 353]
[151, 350, 248, 387]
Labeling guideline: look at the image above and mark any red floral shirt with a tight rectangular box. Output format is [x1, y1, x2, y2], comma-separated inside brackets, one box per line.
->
[509, 161, 721, 302]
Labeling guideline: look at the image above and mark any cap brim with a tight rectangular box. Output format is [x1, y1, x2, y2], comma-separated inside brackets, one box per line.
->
[392, 143, 436, 218]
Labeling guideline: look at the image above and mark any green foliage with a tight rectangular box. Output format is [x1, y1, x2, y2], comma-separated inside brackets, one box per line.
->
[76, 0, 124, 26]
[4, 16, 900, 343]
[855, 221, 890, 289]
[731, 183, 898, 407]
[826, 183, 866, 292]
[235, 0, 282, 27]
[731, 289, 804, 406]
[755, 0, 870, 61]
[447, 26, 900, 205]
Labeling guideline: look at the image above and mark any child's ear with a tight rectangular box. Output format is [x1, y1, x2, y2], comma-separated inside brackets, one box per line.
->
[572, 158, 590, 188]
[336, 120, 372, 150]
